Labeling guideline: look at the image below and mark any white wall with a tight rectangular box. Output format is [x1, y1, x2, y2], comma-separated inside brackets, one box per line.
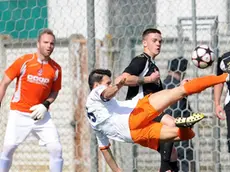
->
[48, 0, 108, 40]
[157, 0, 227, 40]
[47, 0, 228, 42]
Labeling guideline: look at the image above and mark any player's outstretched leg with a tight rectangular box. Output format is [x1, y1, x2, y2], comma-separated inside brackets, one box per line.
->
[148, 73, 229, 117]
[183, 73, 229, 95]
[159, 116, 204, 142]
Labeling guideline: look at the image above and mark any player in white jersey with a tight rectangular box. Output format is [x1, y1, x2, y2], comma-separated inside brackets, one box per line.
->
[86, 69, 230, 171]
[87, 84, 139, 144]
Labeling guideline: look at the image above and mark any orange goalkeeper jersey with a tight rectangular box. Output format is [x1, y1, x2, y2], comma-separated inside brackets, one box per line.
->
[5, 53, 62, 112]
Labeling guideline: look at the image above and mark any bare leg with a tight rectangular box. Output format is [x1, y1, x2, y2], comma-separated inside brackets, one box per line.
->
[149, 86, 186, 114]
[160, 115, 175, 127]
[159, 125, 182, 141]
[159, 125, 195, 142]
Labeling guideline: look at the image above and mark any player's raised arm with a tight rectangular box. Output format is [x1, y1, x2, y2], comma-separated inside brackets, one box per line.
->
[119, 72, 138, 86]
[101, 148, 122, 172]
[101, 77, 126, 100]
[121, 71, 160, 86]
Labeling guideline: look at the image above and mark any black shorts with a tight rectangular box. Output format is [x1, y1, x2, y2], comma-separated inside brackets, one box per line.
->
[224, 101, 230, 113]
[153, 112, 166, 122]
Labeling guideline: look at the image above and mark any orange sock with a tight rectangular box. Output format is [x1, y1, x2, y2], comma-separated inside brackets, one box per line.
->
[177, 128, 195, 140]
[184, 73, 228, 95]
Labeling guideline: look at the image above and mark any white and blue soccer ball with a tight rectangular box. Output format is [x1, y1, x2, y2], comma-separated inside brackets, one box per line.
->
[191, 45, 216, 69]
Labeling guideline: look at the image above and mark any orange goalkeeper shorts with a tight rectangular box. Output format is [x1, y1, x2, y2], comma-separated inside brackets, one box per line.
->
[129, 94, 163, 150]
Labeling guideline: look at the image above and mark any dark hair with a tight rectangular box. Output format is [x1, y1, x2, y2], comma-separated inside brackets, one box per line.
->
[38, 28, 56, 42]
[142, 28, 161, 40]
[168, 56, 188, 73]
[88, 69, 112, 90]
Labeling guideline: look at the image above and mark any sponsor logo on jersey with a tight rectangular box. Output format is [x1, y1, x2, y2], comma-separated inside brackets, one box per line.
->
[27, 74, 49, 85]
[37, 69, 43, 76]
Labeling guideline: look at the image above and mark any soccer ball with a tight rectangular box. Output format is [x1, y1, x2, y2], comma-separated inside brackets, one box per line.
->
[191, 45, 216, 69]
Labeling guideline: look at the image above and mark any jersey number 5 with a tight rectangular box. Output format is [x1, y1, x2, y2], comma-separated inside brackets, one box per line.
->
[87, 112, 96, 122]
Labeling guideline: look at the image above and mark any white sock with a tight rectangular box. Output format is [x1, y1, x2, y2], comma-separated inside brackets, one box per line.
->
[0, 157, 12, 172]
[50, 158, 63, 172]
[0, 145, 17, 172]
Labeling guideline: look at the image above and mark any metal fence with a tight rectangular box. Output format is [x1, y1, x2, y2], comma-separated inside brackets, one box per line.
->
[1, 0, 230, 171]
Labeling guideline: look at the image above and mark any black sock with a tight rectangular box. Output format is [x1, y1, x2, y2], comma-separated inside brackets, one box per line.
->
[170, 161, 179, 172]
[159, 142, 174, 172]
[160, 161, 172, 172]
[227, 139, 230, 153]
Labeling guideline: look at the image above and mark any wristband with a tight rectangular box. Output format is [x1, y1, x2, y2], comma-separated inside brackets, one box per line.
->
[137, 77, 145, 85]
[42, 100, 51, 109]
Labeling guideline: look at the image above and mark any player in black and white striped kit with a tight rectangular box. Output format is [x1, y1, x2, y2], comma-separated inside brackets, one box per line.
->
[214, 51, 230, 152]
[121, 28, 178, 172]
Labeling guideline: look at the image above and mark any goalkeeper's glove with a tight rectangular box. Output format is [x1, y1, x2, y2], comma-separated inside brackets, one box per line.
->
[30, 101, 50, 120]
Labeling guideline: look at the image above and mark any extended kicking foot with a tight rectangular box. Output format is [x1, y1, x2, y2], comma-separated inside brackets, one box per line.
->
[175, 113, 205, 128]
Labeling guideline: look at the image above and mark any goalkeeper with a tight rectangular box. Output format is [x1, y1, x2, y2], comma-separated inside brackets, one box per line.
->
[0, 29, 63, 172]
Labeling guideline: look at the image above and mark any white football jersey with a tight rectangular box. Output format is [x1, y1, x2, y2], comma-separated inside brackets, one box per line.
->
[86, 85, 139, 148]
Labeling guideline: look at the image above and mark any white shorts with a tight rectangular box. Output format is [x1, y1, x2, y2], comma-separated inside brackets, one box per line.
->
[3, 110, 60, 146]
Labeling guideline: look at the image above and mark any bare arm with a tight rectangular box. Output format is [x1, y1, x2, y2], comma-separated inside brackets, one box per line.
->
[214, 83, 225, 119]
[46, 91, 59, 104]
[101, 148, 122, 172]
[214, 83, 224, 106]
[121, 73, 140, 86]
[0, 74, 12, 106]
[102, 78, 126, 100]
[121, 72, 160, 86]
